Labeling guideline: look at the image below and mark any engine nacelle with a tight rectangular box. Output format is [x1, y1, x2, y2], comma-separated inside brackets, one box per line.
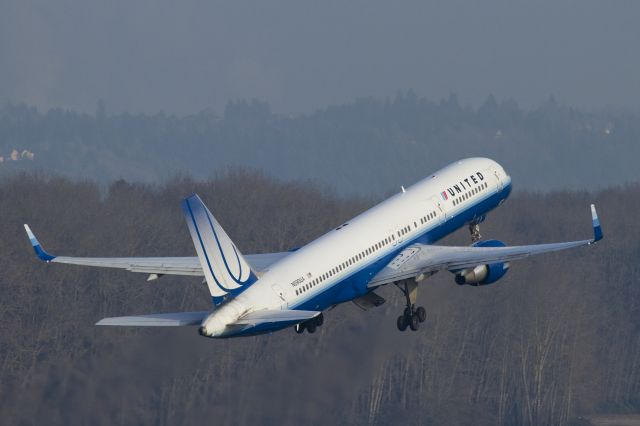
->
[454, 240, 510, 286]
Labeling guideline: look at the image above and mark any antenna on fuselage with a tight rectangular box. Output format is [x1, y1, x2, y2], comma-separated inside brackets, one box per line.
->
[401, 186, 406, 193]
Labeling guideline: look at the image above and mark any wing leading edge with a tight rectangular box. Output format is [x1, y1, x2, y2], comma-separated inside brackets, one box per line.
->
[369, 204, 603, 288]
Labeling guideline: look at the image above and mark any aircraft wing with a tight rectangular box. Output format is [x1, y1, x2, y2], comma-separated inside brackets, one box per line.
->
[369, 204, 603, 288]
[23, 224, 288, 277]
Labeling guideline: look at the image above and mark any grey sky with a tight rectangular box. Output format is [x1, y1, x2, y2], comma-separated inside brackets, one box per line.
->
[1, 1, 639, 114]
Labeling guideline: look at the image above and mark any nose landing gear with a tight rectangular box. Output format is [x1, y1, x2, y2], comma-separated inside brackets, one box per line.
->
[469, 222, 482, 243]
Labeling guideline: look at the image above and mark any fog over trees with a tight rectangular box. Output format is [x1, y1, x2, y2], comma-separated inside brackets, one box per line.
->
[0, 173, 638, 425]
[1, 94, 639, 196]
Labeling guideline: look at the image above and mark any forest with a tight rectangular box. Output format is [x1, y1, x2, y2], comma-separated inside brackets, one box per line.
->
[0, 172, 638, 425]
[1, 93, 640, 195]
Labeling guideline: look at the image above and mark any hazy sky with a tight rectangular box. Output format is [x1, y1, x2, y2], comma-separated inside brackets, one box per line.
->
[2, 1, 639, 114]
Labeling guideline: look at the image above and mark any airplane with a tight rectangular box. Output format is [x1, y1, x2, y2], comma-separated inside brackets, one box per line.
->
[24, 158, 603, 338]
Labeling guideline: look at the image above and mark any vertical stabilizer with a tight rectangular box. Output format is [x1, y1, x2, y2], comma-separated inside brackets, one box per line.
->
[182, 194, 258, 302]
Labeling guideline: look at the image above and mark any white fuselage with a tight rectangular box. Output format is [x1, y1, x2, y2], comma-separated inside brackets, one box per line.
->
[200, 157, 512, 337]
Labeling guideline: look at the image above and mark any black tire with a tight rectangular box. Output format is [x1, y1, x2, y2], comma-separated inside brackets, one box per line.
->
[416, 306, 427, 323]
[315, 313, 324, 327]
[294, 324, 305, 334]
[397, 315, 408, 331]
[306, 323, 317, 333]
[409, 314, 419, 331]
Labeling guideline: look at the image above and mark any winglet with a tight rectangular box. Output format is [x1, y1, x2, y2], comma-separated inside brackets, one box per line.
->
[24, 224, 56, 261]
[591, 204, 603, 243]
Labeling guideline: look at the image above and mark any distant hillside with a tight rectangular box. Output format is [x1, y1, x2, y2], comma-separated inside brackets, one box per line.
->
[1, 93, 639, 194]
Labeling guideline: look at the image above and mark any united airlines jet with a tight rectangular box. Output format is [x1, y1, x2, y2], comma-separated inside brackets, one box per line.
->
[25, 158, 603, 337]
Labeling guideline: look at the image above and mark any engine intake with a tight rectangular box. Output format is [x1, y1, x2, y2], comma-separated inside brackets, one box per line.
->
[454, 240, 510, 286]
[455, 265, 488, 285]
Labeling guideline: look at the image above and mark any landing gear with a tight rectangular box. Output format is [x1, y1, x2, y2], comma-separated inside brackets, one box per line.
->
[409, 314, 419, 331]
[293, 313, 324, 335]
[469, 222, 482, 243]
[394, 279, 427, 332]
[397, 315, 408, 331]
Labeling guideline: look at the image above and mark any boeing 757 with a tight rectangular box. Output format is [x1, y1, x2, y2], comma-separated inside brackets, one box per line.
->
[25, 158, 603, 337]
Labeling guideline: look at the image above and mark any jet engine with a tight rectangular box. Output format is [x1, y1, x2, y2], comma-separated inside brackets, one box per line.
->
[454, 240, 510, 286]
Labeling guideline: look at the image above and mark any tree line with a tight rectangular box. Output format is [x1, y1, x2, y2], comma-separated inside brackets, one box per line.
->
[0, 172, 638, 425]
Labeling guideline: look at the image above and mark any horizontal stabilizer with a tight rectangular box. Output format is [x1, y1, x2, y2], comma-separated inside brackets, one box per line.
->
[233, 309, 320, 326]
[96, 311, 208, 327]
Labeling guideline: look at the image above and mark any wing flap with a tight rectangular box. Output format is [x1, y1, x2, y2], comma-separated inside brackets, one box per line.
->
[233, 309, 320, 326]
[96, 311, 209, 326]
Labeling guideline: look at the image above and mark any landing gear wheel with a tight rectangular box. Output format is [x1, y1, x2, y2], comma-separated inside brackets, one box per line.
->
[397, 315, 408, 331]
[409, 314, 419, 331]
[416, 306, 426, 323]
[294, 324, 305, 334]
[315, 313, 324, 327]
[306, 323, 317, 334]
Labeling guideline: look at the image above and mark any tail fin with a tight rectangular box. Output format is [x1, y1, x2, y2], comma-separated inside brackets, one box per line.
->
[182, 194, 258, 303]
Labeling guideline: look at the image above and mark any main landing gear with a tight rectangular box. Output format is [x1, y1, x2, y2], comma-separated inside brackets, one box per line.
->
[294, 313, 324, 334]
[395, 280, 426, 332]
